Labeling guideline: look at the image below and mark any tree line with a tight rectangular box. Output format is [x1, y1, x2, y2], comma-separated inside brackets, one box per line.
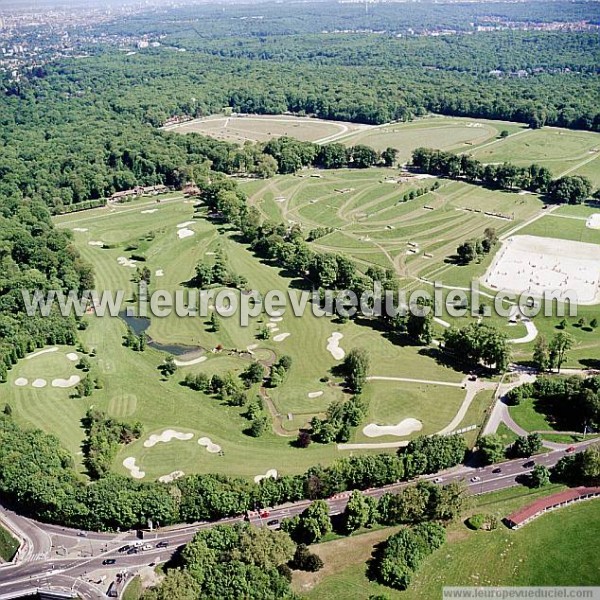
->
[412, 147, 595, 203]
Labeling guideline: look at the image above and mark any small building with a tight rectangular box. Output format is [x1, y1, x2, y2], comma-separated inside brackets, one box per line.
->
[505, 486, 600, 529]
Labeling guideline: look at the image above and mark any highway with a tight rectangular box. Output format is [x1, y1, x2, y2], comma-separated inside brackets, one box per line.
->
[0, 440, 595, 599]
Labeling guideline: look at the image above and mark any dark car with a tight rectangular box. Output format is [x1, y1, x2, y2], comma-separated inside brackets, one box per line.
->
[156, 541, 170, 549]
[523, 460, 535, 468]
[492, 467, 502, 474]
[566, 446, 576, 453]
[77, 531, 87, 537]
[127, 547, 139, 555]
[267, 519, 280, 526]
[118, 545, 130, 553]
[102, 559, 116, 566]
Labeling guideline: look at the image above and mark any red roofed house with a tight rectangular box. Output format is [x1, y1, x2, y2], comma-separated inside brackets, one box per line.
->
[505, 486, 600, 529]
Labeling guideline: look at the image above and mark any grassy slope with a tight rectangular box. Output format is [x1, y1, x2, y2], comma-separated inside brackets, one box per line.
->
[296, 486, 600, 599]
[0, 524, 19, 562]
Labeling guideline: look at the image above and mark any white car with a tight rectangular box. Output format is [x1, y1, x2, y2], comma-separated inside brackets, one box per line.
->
[142, 544, 153, 551]
[470, 476, 481, 483]
[433, 477, 443, 484]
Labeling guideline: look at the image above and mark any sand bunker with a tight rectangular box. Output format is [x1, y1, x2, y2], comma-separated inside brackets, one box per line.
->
[198, 437, 221, 453]
[363, 418, 423, 438]
[26, 347, 58, 360]
[72, 227, 88, 232]
[254, 469, 278, 484]
[483, 235, 600, 305]
[32, 379, 47, 388]
[247, 344, 258, 351]
[66, 353, 79, 361]
[123, 457, 145, 479]
[117, 256, 137, 268]
[270, 317, 283, 323]
[586, 214, 600, 230]
[155, 269, 164, 277]
[177, 221, 194, 228]
[308, 391, 324, 399]
[270, 310, 284, 317]
[326, 332, 345, 360]
[88, 241, 104, 247]
[273, 333, 291, 342]
[174, 356, 207, 367]
[141, 209, 158, 214]
[14, 378, 28, 387]
[51, 375, 81, 388]
[144, 429, 194, 448]
[177, 228, 195, 239]
[275, 197, 287, 203]
[158, 470, 185, 484]
[266, 322, 278, 329]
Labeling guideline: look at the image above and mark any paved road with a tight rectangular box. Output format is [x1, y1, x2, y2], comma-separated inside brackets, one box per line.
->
[0, 440, 596, 599]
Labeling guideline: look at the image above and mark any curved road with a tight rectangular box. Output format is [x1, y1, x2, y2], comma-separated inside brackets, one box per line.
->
[0, 441, 597, 599]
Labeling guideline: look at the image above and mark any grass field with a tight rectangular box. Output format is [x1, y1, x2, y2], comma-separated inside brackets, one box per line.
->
[295, 486, 600, 599]
[0, 524, 19, 562]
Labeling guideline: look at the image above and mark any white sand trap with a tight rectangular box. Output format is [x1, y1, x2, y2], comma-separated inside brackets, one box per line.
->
[205, 251, 216, 256]
[363, 418, 423, 438]
[177, 221, 194, 228]
[52, 375, 81, 388]
[177, 228, 195, 239]
[123, 457, 145, 479]
[117, 256, 137, 268]
[270, 317, 283, 323]
[32, 379, 47, 388]
[141, 209, 158, 214]
[275, 197, 287, 203]
[326, 332, 345, 360]
[72, 227, 88, 232]
[144, 429, 194, 448]
[270, 310, 284, 317]
[586, 214, 600, 230]
[483, 235, 600, 305]
[174, 356, 207, 367]
[26, 347, 58, 360]
[254, 469, 278, 484]
[88, 241, 104, 247]
[273, 333, 291, 342]
[66, 352, 79, 361]
[266, 322, 278, 329]
[155, 269, 164, 277]
[158, 470, 185, 484]
[14, 378, 28, 387]
[247, 344, 258, 351]
[198, 437, 221, 453]
[308, 391, 324, 399]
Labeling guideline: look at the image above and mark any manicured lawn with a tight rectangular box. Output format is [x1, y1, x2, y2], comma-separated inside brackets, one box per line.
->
[122, 575, 143, 600]
[508, 397, 554, 433]
[297, 486, 600, 599]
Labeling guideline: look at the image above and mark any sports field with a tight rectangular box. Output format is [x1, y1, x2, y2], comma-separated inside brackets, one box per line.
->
[163, 114, 371, 144]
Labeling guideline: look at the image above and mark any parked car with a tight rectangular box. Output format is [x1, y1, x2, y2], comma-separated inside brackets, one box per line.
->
[470, 476, 481, 483]
[118, 545, 130, 553]
[142, 544, 153, 551]
[102, 559, 116, 566]
[156, 541, 170, 549]
[126, 547, 139, 555]
[433, 477, 443, 484]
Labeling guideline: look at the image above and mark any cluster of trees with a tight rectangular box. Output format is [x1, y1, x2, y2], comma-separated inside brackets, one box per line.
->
[552, 442, 599, 487]
[123, 327, 147, 352]
[456, 227, 498, 265]
[263, 137, 397, 173]
[193, 249, 248, 290]
[371, 522, 446, 590]
[82, 409, 143, 479]
[309, 395, 368, 445]
[0, 408, 470, 530]
[443, 322, 511, 372]
[0, 198, 92, 383]
[268, 355, 292, 388]
[532, 332, 575, 373]
[144, 523, 296, 600]
[506, 375, 600, 433]
[412, 148, 594, 203]
[478, 432, 542, 464]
